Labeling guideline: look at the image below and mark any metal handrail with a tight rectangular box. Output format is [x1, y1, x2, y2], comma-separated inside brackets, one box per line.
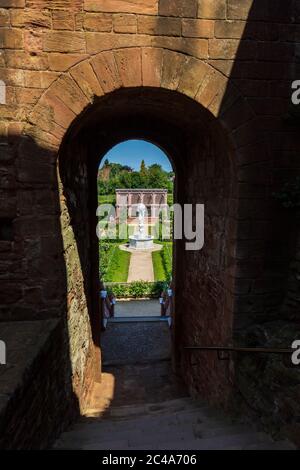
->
[184, 346, 293, 355]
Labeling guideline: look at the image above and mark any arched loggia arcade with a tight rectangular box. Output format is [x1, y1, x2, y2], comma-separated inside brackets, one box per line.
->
[25, 46, 251, 412]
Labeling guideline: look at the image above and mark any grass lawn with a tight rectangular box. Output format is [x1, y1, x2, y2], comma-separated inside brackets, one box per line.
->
[152, 250, 166, 281]
[100, 242, 131, 282]
[152, 242, 173, 282]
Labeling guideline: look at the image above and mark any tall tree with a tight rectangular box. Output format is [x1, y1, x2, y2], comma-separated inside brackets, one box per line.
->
[140, 159, 147, 176]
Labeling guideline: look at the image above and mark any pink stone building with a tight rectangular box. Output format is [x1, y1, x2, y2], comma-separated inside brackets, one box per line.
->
[116, 189, 168, 220]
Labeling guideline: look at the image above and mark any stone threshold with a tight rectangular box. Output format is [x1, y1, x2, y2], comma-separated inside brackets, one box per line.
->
[108, 316, 169, 323]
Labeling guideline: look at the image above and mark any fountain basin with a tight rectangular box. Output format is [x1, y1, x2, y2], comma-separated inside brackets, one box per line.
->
[129, 235, 154, 250]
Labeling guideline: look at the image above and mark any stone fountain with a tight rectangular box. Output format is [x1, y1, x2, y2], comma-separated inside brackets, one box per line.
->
[129, 203, 154, 250]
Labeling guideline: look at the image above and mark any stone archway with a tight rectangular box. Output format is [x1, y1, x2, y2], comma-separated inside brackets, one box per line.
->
[23, 46, 255, 411]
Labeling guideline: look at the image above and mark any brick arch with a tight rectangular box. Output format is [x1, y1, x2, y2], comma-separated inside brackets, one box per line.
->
[24, 45, 254, 412]
[26, 46, 255, 152]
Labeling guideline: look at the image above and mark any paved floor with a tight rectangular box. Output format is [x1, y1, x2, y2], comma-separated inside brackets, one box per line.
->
[127, 250, 154, 282]
[101, 321, 171, 366]
[114, 299, 160, 318]
[94, 360, 187, 407]
[55, 399, 296, 449]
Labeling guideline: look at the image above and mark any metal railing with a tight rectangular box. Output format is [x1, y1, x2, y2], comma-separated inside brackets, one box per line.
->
[159, 283, 173, 327]
[100, 289, 116, 329]
[184, 345, 294, 362]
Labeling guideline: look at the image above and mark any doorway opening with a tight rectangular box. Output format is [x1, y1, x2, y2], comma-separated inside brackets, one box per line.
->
[98, 139, 174, 318]
[97, 140, 176, 395]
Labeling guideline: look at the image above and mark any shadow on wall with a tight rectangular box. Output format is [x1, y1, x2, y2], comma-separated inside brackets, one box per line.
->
[0, 132, 85, 449]
[217, 0, 300, 445]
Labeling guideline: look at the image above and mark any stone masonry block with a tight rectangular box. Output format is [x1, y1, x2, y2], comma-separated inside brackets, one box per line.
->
[43, 31, 86, 53]
[0, 8, 9, 27]
[84, 0, 158, 15]
[196, 69, 227, 109]
[209, 39, 256, 60]
[52, 10, 75, 30]
[0, 28, 23, 49]
[0, 0, 25, 6]
[178, 57, 208, 98]
[70, 60, 103, 100]
[198, 0, 226, 19]
[26, 1, 82, 10]
[114, 48, 142, 87]
[137, 15, 181, 36]
[182, 19, 214, 38]
[83, 13, 113, 32]
[159, 0, 197, 18]
[49, 75, 89, 115]
[113, 14, 137, 34]
[215, 20, 246, 39]
[227, 0, 254, 20]
[10, 9, 51, 28]
[48, 53, 88, 72]
[5, 51, 48, 71]
[141, 47, 163, 87]
[161, 50, 188, 90]
[90, 51, 122, 93]
[40, 92, 76, 130]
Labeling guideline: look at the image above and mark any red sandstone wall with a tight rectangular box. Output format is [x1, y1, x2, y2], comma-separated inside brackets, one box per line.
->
[0, 1, 298, 318]
[0, 4, 296, 293]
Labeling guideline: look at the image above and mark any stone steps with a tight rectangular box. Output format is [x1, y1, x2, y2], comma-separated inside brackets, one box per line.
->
[54, 397, 295, 450]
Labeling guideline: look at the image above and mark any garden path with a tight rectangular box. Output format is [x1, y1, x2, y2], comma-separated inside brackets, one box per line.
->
[127, 251, 154, 282]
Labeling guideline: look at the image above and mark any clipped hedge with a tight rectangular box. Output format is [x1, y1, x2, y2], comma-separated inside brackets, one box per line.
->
[105, 281, 167, 299]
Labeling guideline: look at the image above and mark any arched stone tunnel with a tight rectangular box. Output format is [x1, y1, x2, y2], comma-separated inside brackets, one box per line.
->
[58, 83, 237, 404]
[0, 0, 299, 449]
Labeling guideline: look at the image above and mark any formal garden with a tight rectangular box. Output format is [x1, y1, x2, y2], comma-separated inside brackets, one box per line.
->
[98, 158, 174, 298]
[99, 240, 172, 282]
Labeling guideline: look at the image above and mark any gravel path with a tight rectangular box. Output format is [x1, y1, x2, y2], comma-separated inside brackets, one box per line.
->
[127, 251, 154, 282]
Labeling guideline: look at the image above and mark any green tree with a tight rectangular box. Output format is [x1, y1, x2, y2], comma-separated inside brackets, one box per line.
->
[148, 164, 169, 189]
[140, 159, 147, 175]
[98, 159, 174, 194]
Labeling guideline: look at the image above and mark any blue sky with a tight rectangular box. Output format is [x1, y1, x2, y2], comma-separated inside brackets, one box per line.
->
[100, 140, 173, 172]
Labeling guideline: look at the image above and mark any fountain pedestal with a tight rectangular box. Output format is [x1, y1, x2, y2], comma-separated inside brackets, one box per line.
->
[129, 202, 154, 250]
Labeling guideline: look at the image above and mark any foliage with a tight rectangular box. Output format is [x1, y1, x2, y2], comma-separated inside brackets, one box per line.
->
[99, 240, 113, 279]
[98, 160, 174, 194]
[273, 177, 300, 209]
[167, 194, 174, 205]
[140, 159, 147, 178]
[99, 243, 131, 282]
[152, 250, 166, 281]
[106, 281, 167, 298]
[152, 242, 173, 282]
[98, 194, 116, 205]
[161, 242, 173, 281]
